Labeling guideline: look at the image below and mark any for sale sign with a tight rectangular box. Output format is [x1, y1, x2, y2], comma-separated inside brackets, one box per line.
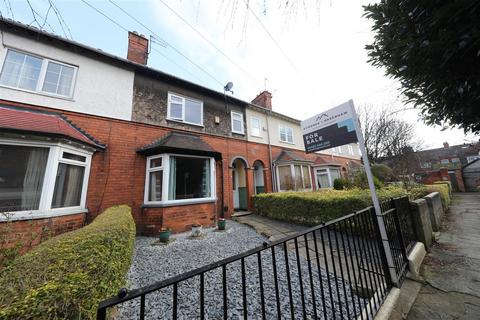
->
[300, 101, 358, 153]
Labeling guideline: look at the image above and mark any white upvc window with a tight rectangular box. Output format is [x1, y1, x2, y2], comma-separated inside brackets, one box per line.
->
[279, 125, 294, 143]
[0, 139, 92, 221]
[348, 145, 355, 156]
[231, 111, 244, 134]
[276, 164, 312, 192]
[250, 117, 262, 137]
[144, 153, 216, 206]
[315, 167, 341, 189]
[0, 48, 77, 98]
[167, 92, 203, 126]
[440, 159, 450, 164]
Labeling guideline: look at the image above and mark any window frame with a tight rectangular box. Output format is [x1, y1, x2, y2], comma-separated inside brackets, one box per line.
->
[276, 163, 312, 192]
[0, 48, 78, 99]
[0, 138, 92, 221]
[347, 145, 355, 156]
[167, 92, 204, 127]
[144, 153, 216, 206]
[314, 166, 341, 189]
[279, 125, 294, 144]
[250, 117, 262, 137]
[231, 111, 245, 135]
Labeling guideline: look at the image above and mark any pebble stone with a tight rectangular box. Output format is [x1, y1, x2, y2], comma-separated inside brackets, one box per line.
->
[116, 221, 365, 319]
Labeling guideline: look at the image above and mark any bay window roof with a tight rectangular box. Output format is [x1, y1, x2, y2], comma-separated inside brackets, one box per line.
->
[0, 105, 105, 149]
[274, 150, 313, 164]
[137, 132, 221, 160]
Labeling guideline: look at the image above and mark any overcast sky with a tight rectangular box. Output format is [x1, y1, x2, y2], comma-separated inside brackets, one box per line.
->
[2, 0, 477, 149]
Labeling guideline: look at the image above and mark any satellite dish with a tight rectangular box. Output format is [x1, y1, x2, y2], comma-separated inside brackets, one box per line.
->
[224, 82, 234, 93]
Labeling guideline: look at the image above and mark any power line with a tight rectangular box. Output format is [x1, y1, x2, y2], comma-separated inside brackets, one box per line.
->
[47, 0, 73, 39]
[241, 0, 302, 78]
[82, 0, 224, 87]
[105, 0, 224, 87]
[80, 0, 128, 32]
[156, 0, 263, 88]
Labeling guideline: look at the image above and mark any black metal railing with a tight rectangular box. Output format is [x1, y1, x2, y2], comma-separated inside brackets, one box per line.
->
[97, 197, 415, 319]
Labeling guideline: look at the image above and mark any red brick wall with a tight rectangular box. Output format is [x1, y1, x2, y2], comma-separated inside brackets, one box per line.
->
[0, 100, 276, 236]
[0, 99, 361, 238]
[1, 213, 85, 253]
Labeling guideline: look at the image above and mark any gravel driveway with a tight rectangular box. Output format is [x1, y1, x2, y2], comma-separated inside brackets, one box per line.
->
[116, 221, 365, 319]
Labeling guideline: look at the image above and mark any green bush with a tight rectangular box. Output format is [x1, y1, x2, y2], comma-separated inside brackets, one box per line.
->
[0, 205, 135, 320]
[253, 187, 407, 225]
[371, 164, 393, 182]
[353, 171, 383, 189]
[409, 184, 451, 209]
[433, 181, 453, 197]
[333, 178, 352, 190]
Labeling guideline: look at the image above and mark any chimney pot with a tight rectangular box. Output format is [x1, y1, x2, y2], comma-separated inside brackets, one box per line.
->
[251, 90, 273, 110]
[127, 31, 149, 65]
[443, 142, 449, 149]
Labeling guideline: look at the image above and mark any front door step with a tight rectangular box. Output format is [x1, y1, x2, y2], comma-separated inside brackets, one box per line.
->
[232, 211, 252, 217]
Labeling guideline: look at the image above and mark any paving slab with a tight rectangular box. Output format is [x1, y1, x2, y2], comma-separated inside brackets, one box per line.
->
[407, 193, 480, 320]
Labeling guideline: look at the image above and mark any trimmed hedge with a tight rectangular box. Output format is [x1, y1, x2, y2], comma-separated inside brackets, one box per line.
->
[253, 187, 407, 225]
[0, 205, 135, 320]
[410, 184, 451, 209]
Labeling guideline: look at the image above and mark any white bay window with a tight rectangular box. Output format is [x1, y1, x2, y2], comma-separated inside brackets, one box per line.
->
[145, 154, 215, 206]
[0, 140, 91, 220]
[315, 167, 341, 189]
[276, 164, 312, 192]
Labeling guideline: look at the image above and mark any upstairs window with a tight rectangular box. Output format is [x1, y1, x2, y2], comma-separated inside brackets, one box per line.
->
[250, 117, 262, 137]
[231, 111, 244, 134]
[0, 49, 77, 98]
[279, 126, 293, 143]
[348, 145, 355, 155]
[167, 92, 203, 126]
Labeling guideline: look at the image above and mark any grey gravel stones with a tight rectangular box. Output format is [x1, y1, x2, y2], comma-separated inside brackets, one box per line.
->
[116, 221, 365, 319]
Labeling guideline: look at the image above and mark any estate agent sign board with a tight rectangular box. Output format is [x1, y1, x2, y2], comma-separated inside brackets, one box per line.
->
[301, 100, 399, 285]
[300, 101, 358, 153]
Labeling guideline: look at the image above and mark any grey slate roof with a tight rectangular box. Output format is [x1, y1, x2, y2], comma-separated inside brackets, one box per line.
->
[137, 132, 221, 160]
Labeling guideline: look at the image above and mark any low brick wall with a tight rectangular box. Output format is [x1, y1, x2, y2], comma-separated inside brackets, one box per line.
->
[409, 199, 433, 251]
[141, 202, 217, 235]
[0, 212, 86, 254]
[424, 192, 444, 231]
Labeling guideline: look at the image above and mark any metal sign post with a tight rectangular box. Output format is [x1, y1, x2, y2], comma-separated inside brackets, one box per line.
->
[347, 100, 398, 286]
[301, 99, 398, 287]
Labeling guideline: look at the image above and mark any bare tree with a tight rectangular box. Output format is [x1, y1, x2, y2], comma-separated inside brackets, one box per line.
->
[358, 105, 422, 163]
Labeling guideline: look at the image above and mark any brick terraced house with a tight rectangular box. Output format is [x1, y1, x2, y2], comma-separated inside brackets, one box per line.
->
[0, 19, 361, 246]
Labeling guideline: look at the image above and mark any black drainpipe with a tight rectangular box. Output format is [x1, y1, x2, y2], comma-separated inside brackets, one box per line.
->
[220, 159, 225, 218]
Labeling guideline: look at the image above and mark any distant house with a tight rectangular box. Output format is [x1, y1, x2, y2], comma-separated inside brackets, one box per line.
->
[381, 142, 480, 191]
[0, 19, 361, 247]
[463, 159, 480, 192]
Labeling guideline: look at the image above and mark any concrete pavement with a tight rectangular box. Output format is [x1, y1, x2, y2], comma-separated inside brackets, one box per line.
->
[407, 193, 480, 319]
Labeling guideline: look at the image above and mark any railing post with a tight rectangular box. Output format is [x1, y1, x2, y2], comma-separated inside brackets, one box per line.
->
[392, 198, 409, 263]
[370, 207, 395, 288]
[97, 307, 106, 320]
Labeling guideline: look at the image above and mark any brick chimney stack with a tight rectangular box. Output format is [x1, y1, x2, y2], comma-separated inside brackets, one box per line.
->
[443, 142, 449, 149]
[251, 91, 272, 110]
[127, 31, 149, 65]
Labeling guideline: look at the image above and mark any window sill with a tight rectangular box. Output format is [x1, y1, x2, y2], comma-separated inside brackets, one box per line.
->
[166, 118, 204, 128]
[250, 134, 263, 138]
[142, 198, 217, 208]
[0, 84, 75, 101]
[279, 140, 295, 145]
[232, 131, 245, 135]
[0, 207, 88, 222]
